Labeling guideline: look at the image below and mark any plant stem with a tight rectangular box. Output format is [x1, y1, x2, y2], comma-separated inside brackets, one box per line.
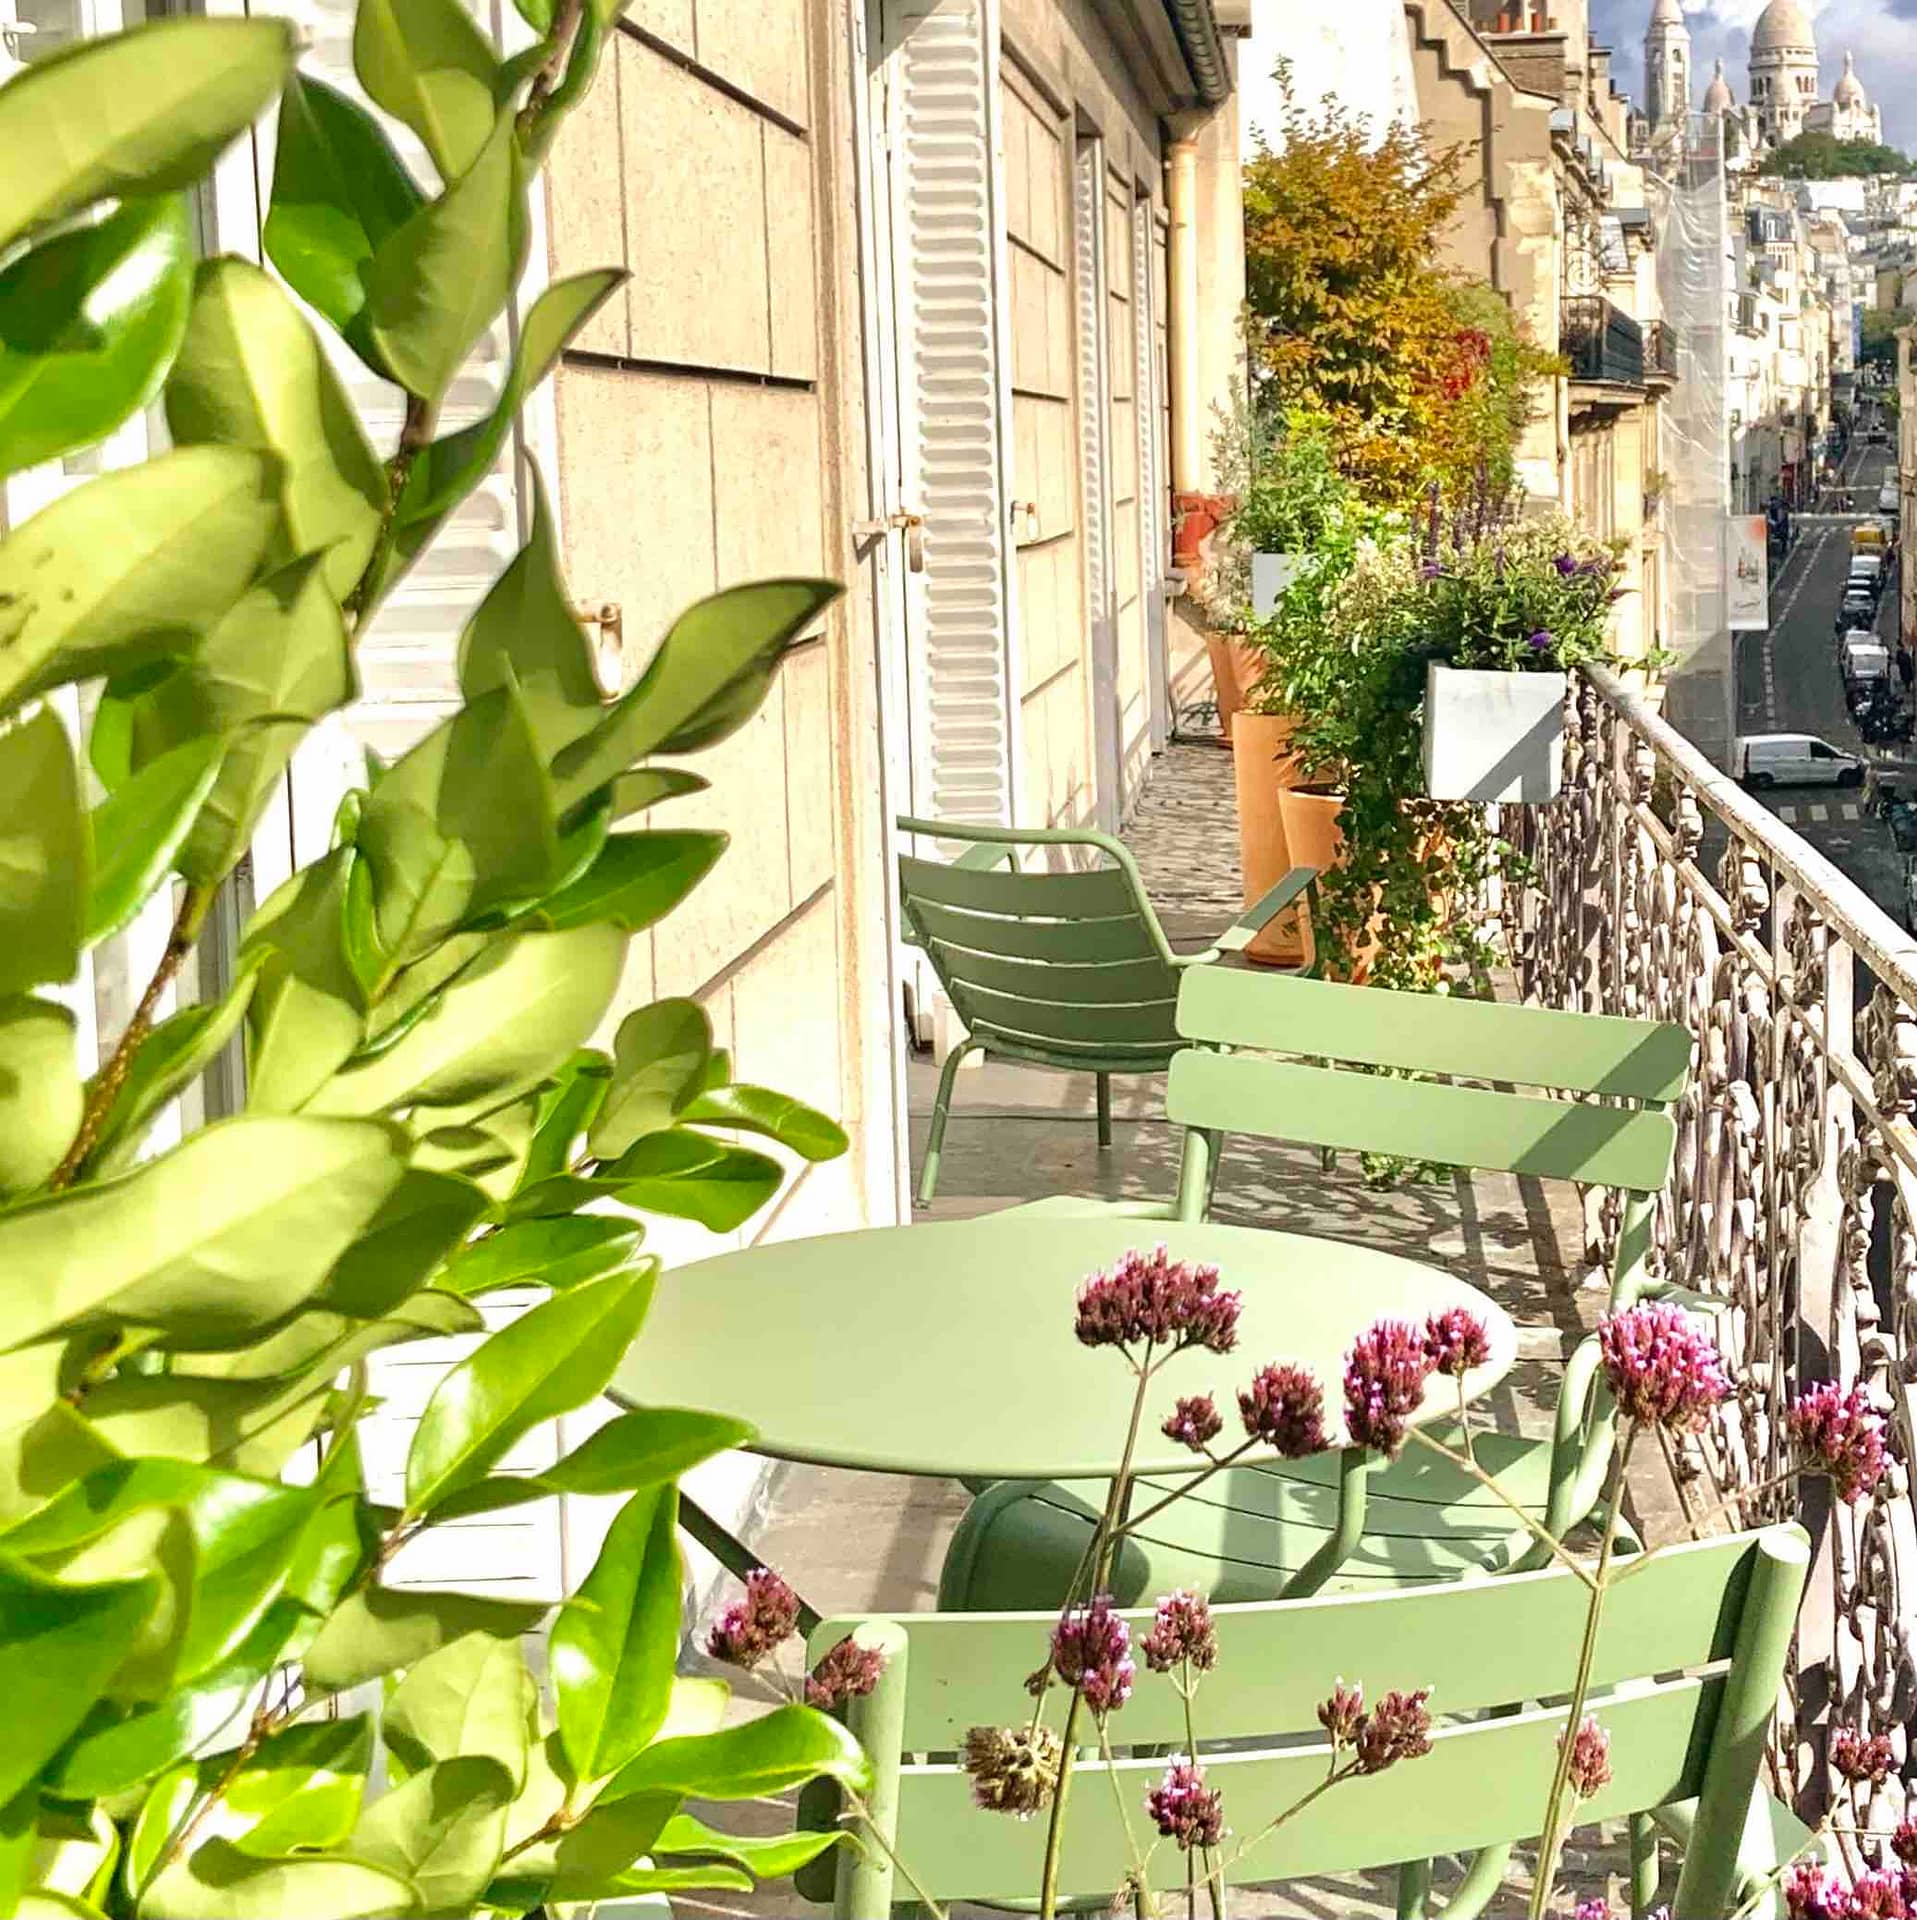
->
[49, 880, 216, 1190]
[519, 0, 583, 130]
[1181, 1673, 1227, 1920]
[1096, 1718, 1156, 1919]
[348, 393, 439, 630]
[1116, 1438, 1259, 1538]
[1221, 1761, 1356, 1873]
[1403, 1427, 1597, 1587]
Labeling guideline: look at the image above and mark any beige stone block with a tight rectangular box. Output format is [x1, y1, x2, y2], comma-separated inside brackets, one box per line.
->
[763, 124, 818, 383]
[553, 365, 716, 673]
[620, 38, 769, 373]
[623, 0, 693, 53]
[543, 46, 628, 358]
[781, 641, 836, 900]
[693, 0, 808, 129]
[708, 383, 824, 583]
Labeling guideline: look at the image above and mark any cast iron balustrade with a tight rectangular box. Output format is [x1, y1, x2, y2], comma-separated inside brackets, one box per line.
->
[1646, 318, 1678, 382]
[1562, 295, 1645, 386]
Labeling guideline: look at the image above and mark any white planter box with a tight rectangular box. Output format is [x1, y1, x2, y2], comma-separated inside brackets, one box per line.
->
[1422, 663, 1567, 803]
[1251, 550, 1299, 618]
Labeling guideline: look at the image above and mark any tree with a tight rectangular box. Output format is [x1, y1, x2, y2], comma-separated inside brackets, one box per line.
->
[1761, 130, 1912, 178]
[1862, 305, 1915, 373]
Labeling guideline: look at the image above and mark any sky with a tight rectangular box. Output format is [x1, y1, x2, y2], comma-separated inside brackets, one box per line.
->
[1590, 0, 1917, 150]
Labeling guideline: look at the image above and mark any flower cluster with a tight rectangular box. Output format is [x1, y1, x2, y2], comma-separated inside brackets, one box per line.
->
[1560, 1715, 1612, 1800]
[1596, 1301, 1731, 1434]
[704, 1568, 800, 1669]
[1344, 1319, 1434, 1457]
[1786, 1381, 1890, 1505]
[1145, 1757, 1225, 1851]
[1831, 1722, 1896, 1787]
[1239, 1361, 1330, 1457]
[1162, 1393, 1223, 1451]
[1074, 1246, 1241, 1356]
[805, 1635, 887, 1711]
[1317, 1680, 1365, 1748]
[1050, 1594, 1135, 1714]
[1786, 1863, 1917, 1920]
[1141, 1589, 1217, 1674]
[963, 1724, 1062, 1818]
[1422, 1306, 1491, 1378]
[1354, 1687, 1434, 1774]
[1573, 1906, 1669, 1920]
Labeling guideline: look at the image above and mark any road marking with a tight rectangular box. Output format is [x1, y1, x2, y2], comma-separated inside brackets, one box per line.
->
[1810, 803, 1829, 822]
[1777, 804, 1799, 822]
[1843, 802, 1861, 821]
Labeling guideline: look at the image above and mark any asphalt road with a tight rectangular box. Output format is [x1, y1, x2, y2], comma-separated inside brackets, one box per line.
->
[1733, 434, 1906, 925]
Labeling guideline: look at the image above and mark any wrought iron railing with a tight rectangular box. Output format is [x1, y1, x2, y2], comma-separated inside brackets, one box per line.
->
[1561, 296, 1645, 386]
[1646, 318, 1678, 383]
[1504, 666, 1917, 1847]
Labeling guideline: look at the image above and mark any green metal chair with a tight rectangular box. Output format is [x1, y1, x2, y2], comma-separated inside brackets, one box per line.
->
[939, 964, 1695, 1610]
[896, 816, 1316, 1208]
[796, 1526, 1815, 1918]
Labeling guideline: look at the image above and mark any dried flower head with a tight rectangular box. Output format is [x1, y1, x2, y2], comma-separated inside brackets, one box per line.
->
[1561, 1715, 1613, 1800]
[1597, 1301, 1731, 1434]
[1074, 1245, 1242, 1355]
[1141, 1589, 1217, 1674]
[704, 1567, 800, 1669]
[1354, 1687, 1433, 1774]
[1145, 1756, 1225, 1851]
[1051, 1594, 1135, 1715]
[1239, 1361, 1330, 1457]
[1422, 1307, 1491, 1378]
[1784, 1862, 1851, 1920]
[1787, 1381, 1890, 1505]
[1895, 1818, 1917, 1865]
[963, 1723, 1063, 1818]
[1163, 1393, 1224, 1452]
[1832, 1722, 1896, 1786]
[804, 1635, 886, 1711]
[1317, 1679, 1365, 1748]
[1573, 1903, 1610, 1920]
[1344, 1320, 1434, 1457]
[1848, 1871, 1912, 1919]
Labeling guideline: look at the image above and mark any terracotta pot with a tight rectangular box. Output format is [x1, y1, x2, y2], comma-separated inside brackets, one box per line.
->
[1276, 785, 1378, 982]
[1202, 628, 1266, 743]
[1231, 712, 1307, 966]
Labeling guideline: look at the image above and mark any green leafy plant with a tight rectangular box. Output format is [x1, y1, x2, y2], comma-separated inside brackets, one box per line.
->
[0, 9, 870, 1916]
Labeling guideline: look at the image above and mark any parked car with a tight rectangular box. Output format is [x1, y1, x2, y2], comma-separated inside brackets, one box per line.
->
[1843, 636, 1891, 691]
[1848, 553, 1884, 594]
[1839, 590, 1878, 631]
[1866, 762, 1917, 816]
[1736, 733, 1867, 789]
[1879, 481, 1900, 514]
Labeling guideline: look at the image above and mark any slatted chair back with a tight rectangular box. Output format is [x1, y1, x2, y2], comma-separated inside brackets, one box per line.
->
[800, 1526, 1808, 1918]
[897, 819, 1184, 1069]
[1166, 967, 1693, 1304]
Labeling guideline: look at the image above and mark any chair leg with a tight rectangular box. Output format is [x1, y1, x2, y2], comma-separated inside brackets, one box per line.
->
[1629, 1811, 1659, 1917]
[916, 1040, 975, 1209]
[1095, 1071, 1113, 1148]
[1396, 1857, 1432, 1918]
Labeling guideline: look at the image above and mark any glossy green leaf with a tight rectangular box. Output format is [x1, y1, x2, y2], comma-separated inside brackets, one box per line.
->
[365, 107, 528, 401]
[588, 998, 712, 1159]
[15, 1897, 110, 1920]
[181, 1289, 480, 1384]
[0, 446, 281, 719]
[680, 1083, 849, 1161]
[356, 932, 490, 1061]
[436, 1215, 642, 1297]
[404, 1259, 657, 1515]
[606, 1128, 784, 1232]
[411, 1102, 536, 1194]
[425, 1405, 749, 1522]
[280, 1430, 376, 1619]
[0, 1114, 405, 1351]
[165, 258, 388, 604]
[125, 1764, 198, 1902]
[264, 74, 424, 384]
[302, 1583, 547, 1695]
[223, 1716, 370, 1858]
[384, 1632, 534, 1787]
[0, 708, 83, 996]
[82, 736, 221, 945]
[76, 1376, 326, 1482]
[139, 1837, 415, 1920]
[520, 1050, 612, 1187]
[610, 766, 709, 821]
[0, 17, 296, 254]
[552, 1483, 681, 1783]
[86, 971, 256, 1178]
[0, 996, 80, 1195]
[0, 1398, 117, 1535]
[392, 273, 623, 579]
[0, 195, 193, 475]
[653, 1811, 849, 1880]
[534, 829, 725, 933]
[605, 1703, 873, 1803]
[308, 924, 625, 1117]
[353, 0, 500, 183]
[315, 1168, 488, 1318]
[352, 1754, 511, 1912]
[0, 1555, 156, 1805]
[487, 1790, 678, 1909]
[551, 579, 841, 807]
[242, 849, 368, 1114]
[23, 1802, 117, 1910]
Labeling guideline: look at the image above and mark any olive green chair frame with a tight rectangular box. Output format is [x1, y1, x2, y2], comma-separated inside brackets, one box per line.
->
[797, 1526, 1814, 1918]
[896, 816, 1316, 1208]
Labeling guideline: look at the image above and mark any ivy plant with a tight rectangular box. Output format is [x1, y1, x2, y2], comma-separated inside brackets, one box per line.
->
[0, 6, 867, 1917]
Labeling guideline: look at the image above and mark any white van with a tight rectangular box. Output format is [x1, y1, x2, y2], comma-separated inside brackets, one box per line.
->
[1849, 553, 1884, 590]
[1735, 733, 1866, 790]
[1880, 481, 1900, 515]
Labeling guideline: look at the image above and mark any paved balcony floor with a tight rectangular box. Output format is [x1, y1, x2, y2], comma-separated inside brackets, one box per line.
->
[675, 742, 1657, 1919]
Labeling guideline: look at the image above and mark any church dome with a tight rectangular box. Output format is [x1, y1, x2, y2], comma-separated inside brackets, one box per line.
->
[1648, 0, 1684, 24]
[1833, 50, 1867, 106]
[1703, 57, 1735, 111]
[1750, 0, 1815, 54]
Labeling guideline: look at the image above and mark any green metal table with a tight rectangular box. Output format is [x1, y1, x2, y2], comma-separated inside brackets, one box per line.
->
[609, 1216, 1518, 1618]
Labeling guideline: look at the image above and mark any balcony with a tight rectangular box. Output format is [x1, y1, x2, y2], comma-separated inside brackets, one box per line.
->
[1646, 317, 1679, 386]
[1562, 295, 1646, 415]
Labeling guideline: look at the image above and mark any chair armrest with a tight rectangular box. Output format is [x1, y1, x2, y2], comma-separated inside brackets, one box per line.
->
[953, 841, 1017, 872]
[1181, 867, 1319, 966]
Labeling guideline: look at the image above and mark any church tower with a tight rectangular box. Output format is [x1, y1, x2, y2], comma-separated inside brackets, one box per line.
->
[1748, 0, 1817, 147]
[1644, 0, 1691, 138]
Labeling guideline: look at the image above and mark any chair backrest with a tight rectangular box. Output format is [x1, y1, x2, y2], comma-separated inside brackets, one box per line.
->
[896, 818, 1182, 1063]
[803, 1526, 1808, 1918]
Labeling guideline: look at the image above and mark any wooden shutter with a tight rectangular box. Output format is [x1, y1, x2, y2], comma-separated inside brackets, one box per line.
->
[1073, 134, 1119, 831]
[1133, 191, 1169, 752]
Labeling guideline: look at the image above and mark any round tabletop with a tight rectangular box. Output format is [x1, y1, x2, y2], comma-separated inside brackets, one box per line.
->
[609, 1216, 1518, 1482]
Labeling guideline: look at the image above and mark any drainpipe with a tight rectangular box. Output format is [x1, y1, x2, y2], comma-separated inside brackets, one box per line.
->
[1167, 125, 1226, 570]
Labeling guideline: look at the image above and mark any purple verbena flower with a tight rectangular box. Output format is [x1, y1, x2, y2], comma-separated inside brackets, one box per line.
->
[805, 1635, 886, 1711]
[1785, 1862, 1851, 1920]
[1526, 628, 1555, 653]
[1850, 1871, 1912, 1919]
[1787, 1381, 1890, 1504]
[1141, 1589, 1217, 1674]
[1163, 1393, 1224, 1452]
[1317, 1679, 1364, 1748]
[1354, 1687, 1433, 1773]
[1074, 1246, 1241, 1355]
[1832, 1722, 1896, 1785]
[1573, 1903, 1611, 1920]
[1239, 1361, 1330, 1457]
[1419, 559, 1443, 581]
[963, 1724, 1062, 1818]
[705, 1568, 800, 1669]
[1422, 1307, 1491, 1378]
[1343, 1320, 1434, 1458]
[1561, 1714, 1613, 1799]
[1895, 1817, 1917, 1864]
[1145, 1756, 1225, 1851]
[1553, 551, 1579, 577]
[1597, 1301, 1731, 1434]
[1051, 1594, 1134, 1715]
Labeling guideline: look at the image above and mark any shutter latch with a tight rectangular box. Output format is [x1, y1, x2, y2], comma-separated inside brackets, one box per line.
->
[851, 510, 925, 572]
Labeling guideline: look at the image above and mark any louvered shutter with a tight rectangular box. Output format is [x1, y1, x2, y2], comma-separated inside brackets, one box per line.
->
[881, 0, 1020, 832]
[1073, 134, 1120, 830]
[1133, 193, 1169, 752]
